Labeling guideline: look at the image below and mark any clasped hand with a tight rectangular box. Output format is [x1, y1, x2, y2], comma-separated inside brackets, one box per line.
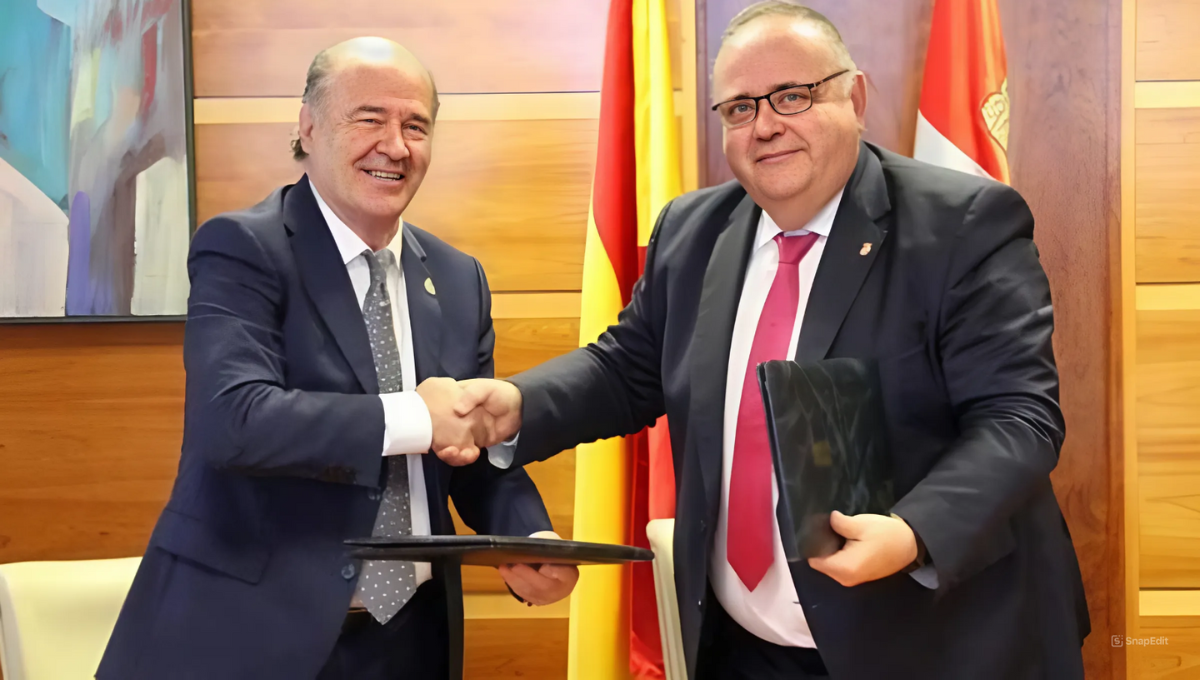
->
[415, 378, 523, 466]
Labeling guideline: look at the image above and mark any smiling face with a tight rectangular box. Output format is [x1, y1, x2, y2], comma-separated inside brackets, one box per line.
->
[713, 17, 866, 215]
[297, 47, 435, 242]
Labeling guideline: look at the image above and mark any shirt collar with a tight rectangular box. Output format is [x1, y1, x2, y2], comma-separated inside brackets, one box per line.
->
[310, 181, 404, 266]
[754, 187, 845, 251]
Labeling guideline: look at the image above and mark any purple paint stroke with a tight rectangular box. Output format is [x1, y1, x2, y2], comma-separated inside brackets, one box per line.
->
[65, 190, 91, 315]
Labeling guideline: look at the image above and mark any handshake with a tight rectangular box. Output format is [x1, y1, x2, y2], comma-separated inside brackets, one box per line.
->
[415, 378, 525, 466]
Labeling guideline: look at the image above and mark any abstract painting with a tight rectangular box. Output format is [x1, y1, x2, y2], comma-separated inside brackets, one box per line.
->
[0, 0, 193, 319]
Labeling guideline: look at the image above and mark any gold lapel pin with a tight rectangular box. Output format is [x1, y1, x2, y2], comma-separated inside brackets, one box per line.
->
[860, 243, 873, 256]
[424, 278, 436, 295]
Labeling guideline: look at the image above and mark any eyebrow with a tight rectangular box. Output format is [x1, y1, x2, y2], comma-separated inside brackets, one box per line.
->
[347, 105, 431, 126]
[724, 82, 808, 101]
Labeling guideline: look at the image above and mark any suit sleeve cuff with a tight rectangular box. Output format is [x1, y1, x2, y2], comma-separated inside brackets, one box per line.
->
[909, 565, 939, 589]
[380, 392, 433, 455]
[487, 432, 519, 469]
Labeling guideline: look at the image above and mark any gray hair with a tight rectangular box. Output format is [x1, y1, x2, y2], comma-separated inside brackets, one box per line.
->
[291, 45, 441, 161]
[721, 1, 857, 79]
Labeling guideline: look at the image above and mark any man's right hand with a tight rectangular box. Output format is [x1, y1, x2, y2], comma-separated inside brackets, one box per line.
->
[453, 379, 523, 448]
[416, 377, 493, 466]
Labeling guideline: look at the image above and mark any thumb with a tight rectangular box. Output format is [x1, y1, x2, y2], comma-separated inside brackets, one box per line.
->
[828, 510, 864, 540]
[454, 380, 489, 417]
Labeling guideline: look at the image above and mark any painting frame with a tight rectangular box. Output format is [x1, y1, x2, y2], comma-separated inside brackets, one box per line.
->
[0, 0, 197, 325]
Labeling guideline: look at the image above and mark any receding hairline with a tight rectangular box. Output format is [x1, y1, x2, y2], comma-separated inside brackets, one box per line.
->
[304, 38, 439, 116]
[716, 2, 856, 73]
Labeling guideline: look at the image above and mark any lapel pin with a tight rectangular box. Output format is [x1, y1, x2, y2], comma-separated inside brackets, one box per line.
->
[860, 243, 873, 256]
[424, 278, 436, 295]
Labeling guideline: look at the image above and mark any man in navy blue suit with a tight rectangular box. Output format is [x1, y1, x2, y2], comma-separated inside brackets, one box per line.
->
[98, 37, 578, 680]
[454, 3, 1088, 679]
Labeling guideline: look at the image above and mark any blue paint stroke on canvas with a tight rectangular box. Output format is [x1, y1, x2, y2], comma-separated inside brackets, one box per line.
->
[0, 0, 191, 318]
[0, 0, 71, 208]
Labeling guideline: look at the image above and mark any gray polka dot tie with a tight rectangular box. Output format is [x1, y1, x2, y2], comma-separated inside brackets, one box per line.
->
[355, 249, 417, 624]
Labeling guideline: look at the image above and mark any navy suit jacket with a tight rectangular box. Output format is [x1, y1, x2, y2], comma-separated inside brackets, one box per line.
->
[98, 176, 552, 679]
[508, 143, 1089, 680]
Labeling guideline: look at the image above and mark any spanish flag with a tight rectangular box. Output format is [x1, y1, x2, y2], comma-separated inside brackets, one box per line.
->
[569, 0, 682, 677]
[913, 0, 1011, 183]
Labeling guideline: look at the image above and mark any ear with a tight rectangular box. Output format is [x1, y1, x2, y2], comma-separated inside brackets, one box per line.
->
[850, 71, 868, 129]
[298, 103, 316, 156]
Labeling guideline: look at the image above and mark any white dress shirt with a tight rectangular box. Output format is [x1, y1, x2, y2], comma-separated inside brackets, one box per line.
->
[710, 192, 841, 648]
[712, 190, 936, 649]
[311, 184, 434, 591]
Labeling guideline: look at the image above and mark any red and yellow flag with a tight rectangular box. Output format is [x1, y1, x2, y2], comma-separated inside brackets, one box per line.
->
[913, 0, 1011, 183]
[569, 0, 682, 677]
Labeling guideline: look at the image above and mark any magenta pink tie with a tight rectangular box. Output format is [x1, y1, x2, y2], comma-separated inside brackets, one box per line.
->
[727, 231, 818, 591]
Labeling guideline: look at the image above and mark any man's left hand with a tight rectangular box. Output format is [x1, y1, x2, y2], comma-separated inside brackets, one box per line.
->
[807, 511, 918, 587]
[499, 531, 580, 606]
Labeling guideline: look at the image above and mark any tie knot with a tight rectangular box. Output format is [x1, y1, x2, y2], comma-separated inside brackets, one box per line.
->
[362, 249, 390, 287]
[774, 232, 817, 265]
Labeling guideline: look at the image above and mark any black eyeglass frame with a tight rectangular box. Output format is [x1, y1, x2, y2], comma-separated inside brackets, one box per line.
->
[711, 70, 851, 128]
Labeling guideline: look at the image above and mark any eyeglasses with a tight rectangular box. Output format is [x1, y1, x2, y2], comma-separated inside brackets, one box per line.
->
[711, 70, 850, 129]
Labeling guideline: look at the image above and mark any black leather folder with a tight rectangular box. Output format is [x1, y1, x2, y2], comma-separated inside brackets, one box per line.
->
[344, 536, 651, 680]
[346, 535, 653, 567]
[757, 358, 895, 560]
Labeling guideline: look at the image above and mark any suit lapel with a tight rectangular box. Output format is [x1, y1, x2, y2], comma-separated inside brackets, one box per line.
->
[286, 175, 378, 394]
[399, 227, 448, 505]
[795, 143, 891, 364]
[400, 226, 442, 384]
[688, 193, 760, 510]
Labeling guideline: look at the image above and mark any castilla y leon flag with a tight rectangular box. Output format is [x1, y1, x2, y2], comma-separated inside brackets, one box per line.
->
[913, 0, 1011, 184]
[569, 0, 681, 678]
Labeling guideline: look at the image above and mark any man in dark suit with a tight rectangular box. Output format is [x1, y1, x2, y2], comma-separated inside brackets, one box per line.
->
[98, 37, 577, 680]
[455, 3, 1089, 679]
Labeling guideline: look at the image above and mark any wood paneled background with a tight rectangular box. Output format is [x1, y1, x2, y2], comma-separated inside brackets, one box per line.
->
[0, 1, 695, 678]
[1129, 0, 1200, 676]
[12, 0, 1200, 678]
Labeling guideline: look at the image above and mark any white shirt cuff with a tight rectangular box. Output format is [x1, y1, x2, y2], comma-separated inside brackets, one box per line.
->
[379, 392, 433, 455]
[909, 564, 939, 589]
[487, 432, 519, 469]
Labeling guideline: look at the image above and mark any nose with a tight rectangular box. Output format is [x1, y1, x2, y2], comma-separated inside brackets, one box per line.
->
[752, 103, 787, 141]
[376, 121, 411, 162]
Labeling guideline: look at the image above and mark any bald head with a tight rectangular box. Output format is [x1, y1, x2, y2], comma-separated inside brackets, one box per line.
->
[718, 2, 856, 89]
[292, 37, 439, 160]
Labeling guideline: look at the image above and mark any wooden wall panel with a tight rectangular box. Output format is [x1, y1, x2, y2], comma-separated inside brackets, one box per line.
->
[0, 324, 183, 563]
[493, 318, 580, 379]
[404, 120, 594, 293]
[1134, 616, 1200, 679]
[465, 618, 567, 679]
[1137, 309, 1200, 588]
[1136, 0, 1200, 82]
[193, 123, 299, 222]
[998, 3, 1125, 673]
[191, 0, 608, 97]
[700, 0, 1124, 676]
[1135, 108, 1200, 283]
[194, 119, 596, 293]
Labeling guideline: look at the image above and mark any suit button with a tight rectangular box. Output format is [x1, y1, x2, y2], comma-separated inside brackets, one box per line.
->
[700, 520, 706, 531]
[697, 600, 703, 609]
[341, 563, 357, 580]
[367, 489, 381, 501]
